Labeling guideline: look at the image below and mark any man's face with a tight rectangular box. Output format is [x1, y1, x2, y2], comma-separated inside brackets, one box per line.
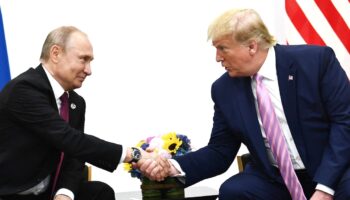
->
[55, 32, 94, 90]
[213, 35, 257, 77]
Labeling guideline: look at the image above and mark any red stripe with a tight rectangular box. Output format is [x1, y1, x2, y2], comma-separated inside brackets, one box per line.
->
[285, 0, 326, 45]
[315, 0, 350, 54]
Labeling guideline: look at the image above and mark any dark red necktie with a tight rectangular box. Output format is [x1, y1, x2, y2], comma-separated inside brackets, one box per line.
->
[51, 92, 69, 199]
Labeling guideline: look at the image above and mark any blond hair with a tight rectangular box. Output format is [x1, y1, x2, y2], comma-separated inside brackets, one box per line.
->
[208, 9, 276, 49]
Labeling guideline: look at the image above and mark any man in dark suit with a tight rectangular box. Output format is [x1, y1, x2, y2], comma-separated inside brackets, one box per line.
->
[141, 8, 350, 200]
[0, 26, 168, 200]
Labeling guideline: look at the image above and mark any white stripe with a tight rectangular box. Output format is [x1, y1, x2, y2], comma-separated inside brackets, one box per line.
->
[332, 0, 350, 29]
[273, 0, 288, 43]
[284, 17, 305, 44]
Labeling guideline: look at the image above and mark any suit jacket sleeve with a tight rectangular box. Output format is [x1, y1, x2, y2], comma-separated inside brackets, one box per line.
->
[174, 81, 242, 187]
[312, 47, 350, 189]
[5, 73, 122, 173]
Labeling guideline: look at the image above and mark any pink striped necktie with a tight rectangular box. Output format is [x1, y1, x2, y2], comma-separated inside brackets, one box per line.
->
[51, 92, 69, 199]
[255, 74, 306, 200]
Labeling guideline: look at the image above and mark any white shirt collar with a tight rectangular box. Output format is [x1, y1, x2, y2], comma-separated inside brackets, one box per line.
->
[257, 47, 277, 81]
[42, 64, 66, 102]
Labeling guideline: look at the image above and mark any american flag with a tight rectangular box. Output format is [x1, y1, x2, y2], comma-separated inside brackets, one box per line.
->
[284, 0, 350, 78]
[0, 6, 10, 91]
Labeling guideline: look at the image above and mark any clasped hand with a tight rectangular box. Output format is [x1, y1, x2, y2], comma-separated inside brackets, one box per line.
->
[133, 148, 176, 182]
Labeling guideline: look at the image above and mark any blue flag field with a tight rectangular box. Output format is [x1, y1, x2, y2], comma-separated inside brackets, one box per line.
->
[0, 6, 10, 91]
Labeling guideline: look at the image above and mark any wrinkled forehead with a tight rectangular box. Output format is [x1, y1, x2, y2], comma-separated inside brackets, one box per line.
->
[212, 34, 238, 47]
[66, 32, 91, 48]
[67, 32, 93, 53]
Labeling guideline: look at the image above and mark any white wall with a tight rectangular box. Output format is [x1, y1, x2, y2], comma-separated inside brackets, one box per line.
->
[0, 0, 285, 194]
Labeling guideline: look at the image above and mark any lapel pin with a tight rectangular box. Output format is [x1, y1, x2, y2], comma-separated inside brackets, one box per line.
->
[288, 75, 293, 81]
[70, 103, 76, 110]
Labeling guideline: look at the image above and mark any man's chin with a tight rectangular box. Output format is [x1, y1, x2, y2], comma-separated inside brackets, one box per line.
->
[228, 71, 238, 77]
[73, 82, 83, 89]
[228, 71, 251, 78]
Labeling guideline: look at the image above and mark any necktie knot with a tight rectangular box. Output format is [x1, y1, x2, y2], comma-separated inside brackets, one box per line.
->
[254, 73, 263, 83]
[60, 92, 68, 106]
[59, 92, 69, 122]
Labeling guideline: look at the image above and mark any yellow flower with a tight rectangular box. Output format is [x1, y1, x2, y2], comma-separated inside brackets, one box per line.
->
[124, 163, 132, 172]
[136, 140, 146, 148]
[162, 132, 182, 155]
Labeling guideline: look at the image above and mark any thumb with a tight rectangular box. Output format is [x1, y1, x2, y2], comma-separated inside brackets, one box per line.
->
[146, 146, 155, 153]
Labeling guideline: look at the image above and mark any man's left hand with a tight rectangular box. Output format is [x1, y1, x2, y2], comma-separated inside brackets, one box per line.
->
[54, 194, 72, 200]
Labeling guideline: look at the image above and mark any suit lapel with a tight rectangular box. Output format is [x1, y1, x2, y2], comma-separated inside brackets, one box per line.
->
[35, 64, 58, 111]
[67, 91, 79, 127]
[275, 46, 307, 165]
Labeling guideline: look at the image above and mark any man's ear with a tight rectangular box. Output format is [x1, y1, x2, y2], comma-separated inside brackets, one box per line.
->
[248, 40, 258, 55]
[50, 45, 61, 63]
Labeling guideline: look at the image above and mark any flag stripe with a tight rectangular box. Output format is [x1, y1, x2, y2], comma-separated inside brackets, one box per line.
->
[332, 0, 350, 28]
[285, 0, 325, 45]
[314, 0, 350, 54]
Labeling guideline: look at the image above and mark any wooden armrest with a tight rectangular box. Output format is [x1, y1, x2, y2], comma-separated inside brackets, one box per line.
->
[236, 153, 251, 172]
[83, 165, 92, 181]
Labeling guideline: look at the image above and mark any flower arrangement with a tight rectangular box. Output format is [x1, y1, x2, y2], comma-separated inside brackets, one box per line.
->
[124, 132, 192, 180]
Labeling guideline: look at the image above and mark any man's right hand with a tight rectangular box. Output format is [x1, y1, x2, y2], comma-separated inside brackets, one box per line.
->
[137, 150, 171, 181]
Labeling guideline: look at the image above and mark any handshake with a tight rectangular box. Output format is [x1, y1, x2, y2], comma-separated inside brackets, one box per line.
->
[124, 132, 191, 182]
[126, 147, 180, 182]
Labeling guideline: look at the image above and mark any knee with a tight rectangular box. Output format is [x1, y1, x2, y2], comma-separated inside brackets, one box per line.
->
[219, 179, 249, 200]
[103, 184, 115, 199]
[96, 181, 115, 200]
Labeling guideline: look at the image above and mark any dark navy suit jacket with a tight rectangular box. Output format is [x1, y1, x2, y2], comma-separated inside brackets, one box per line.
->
[175, 45, 350, 190]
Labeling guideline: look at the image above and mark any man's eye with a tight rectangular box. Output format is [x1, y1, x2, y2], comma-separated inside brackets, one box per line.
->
[218, 46, 226, 51]
[80, 57, 89, 62]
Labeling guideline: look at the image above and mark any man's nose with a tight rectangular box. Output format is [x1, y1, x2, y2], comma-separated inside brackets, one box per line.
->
[216, 51, 223, 62]
[84, 63, 92, 76]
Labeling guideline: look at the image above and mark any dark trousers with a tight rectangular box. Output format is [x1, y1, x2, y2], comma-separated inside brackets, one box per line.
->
[0, 181, 115, 200]
[219, 164, 350, 200]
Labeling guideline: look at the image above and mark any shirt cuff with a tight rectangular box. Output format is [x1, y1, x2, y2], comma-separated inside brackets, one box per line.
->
[169, 159, 186, 184]
[316, 184, 335, 196]
[169, 159, 185, 177]
[119, 146, 127, 164]
[56, 188, 74, 200]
